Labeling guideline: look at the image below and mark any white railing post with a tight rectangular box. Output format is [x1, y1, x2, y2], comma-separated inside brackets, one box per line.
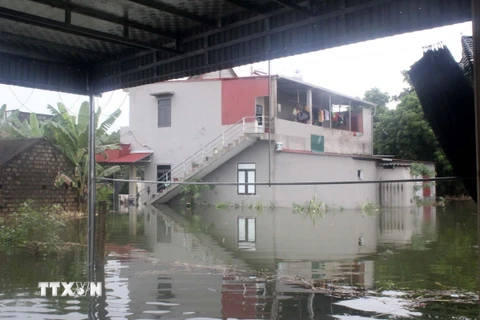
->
[243, 118, 245, 133]
[203, 147, 205, 160]
[183, 161, 186, 178]
[222, 132, 225, 146]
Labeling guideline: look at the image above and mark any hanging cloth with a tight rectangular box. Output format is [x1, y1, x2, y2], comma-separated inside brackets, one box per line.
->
[319, 110, 324, 122]
[324, 110, 330, 121]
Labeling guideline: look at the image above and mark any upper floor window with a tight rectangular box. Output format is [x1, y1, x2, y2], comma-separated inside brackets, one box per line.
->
[238, 163, 256, 195]
[158, 98, 171, 127]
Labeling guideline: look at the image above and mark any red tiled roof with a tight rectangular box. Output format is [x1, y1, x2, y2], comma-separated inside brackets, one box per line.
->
[96, 144, 151, 164]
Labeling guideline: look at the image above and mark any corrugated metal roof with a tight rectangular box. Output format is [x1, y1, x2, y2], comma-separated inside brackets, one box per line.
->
[0, 0, 472, 94]
[0, 138, 42, 167]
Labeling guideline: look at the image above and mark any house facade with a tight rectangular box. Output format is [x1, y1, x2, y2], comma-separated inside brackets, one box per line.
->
[121, 71, 435, 209]
[0, 138, 78, 216]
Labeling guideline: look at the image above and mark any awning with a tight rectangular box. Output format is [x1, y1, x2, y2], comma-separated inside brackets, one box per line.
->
[96, 144, 152, 165]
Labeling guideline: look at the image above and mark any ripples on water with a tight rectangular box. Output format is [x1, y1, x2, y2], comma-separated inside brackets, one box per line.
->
[0, 201, 479, 319]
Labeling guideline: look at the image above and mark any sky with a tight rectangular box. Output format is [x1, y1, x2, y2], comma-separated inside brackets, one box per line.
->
[0, 21, 472, 132]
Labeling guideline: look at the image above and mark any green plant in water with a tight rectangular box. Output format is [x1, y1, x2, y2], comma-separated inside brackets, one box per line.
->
[293, 195, 327, 214]
[215, 201, 232, 210]
[180, 178, 215, 207]
[292, 195, 327, 225]
[362, 202, 381, 215]
[0, 200, 66, 255]
[247, 200, 265, 212]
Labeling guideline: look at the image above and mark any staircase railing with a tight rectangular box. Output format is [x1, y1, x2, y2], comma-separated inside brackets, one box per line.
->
[139, 116, 267, 202]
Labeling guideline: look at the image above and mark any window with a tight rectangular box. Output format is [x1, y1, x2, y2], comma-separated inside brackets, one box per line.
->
[157, 98, 171, 127]
[237, 163, 256, 195]
[237, 217, 256, 251]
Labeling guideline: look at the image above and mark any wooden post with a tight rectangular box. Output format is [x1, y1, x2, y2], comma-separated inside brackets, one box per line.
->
[471, 0, 480, 304]
[95, 201, 107, 268]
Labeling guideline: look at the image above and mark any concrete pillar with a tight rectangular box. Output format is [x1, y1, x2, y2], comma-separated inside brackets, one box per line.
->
[307, 88, 313, 125]
[128, 164, 136, 205]
[271, 77, 278, 134]
[271, 77, 278, 118]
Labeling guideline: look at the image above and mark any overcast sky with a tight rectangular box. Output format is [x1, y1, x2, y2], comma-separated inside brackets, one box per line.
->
[0, 21, 472, 131]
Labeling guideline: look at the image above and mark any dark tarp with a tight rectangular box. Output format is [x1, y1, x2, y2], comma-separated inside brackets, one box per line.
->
[409, 46, 477, 202]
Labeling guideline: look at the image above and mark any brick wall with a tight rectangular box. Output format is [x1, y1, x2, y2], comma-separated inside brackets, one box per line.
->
[0, 140, 78, 216]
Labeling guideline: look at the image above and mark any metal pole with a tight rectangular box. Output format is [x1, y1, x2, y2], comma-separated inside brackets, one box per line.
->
[329, 95, 332, 128]
[87, 93, 96, 282]
[471, 0, 480, 303]
[349, 101, 352, 131]
[268, 53, 272, 187]
[113, 171, 116, 211]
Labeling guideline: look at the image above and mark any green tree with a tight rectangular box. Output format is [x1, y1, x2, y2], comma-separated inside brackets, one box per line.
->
[374, 92, 439, 160]
[47, 102, 122, 211]
[363, 88, 390, 152]
[373, 74, 461, 195]
[364, 87, 390, 117]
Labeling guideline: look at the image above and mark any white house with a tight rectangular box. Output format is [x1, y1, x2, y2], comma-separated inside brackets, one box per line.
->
[118, 70, 435, 209]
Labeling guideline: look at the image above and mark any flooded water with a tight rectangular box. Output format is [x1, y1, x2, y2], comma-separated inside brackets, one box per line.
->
[0, 201, 479, 319]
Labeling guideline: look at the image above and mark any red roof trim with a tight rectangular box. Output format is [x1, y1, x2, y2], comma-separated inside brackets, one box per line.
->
[96, 152, 151, 164]
[96, 143, 152, 164]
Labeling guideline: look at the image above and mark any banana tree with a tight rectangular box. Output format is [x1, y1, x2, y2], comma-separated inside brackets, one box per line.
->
[6, 110, 44, 138]
[47, 102, 122, 211]
[0, 104, 7, 138]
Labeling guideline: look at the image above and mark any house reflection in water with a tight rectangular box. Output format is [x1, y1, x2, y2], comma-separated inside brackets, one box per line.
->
[107, 204, 436, 318]
[378, 205, 437, 248]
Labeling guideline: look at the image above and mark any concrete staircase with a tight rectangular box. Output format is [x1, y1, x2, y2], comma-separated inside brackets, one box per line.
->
[142, 117, 264, 205]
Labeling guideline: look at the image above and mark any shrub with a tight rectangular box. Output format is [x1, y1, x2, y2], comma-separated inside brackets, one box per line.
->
[0, 201, 66, 255]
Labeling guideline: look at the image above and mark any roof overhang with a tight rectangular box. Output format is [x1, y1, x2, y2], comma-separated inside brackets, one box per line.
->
[0, 1, 471, 95]
[276, 75, 376, 107]
[96, 144, 152, 165]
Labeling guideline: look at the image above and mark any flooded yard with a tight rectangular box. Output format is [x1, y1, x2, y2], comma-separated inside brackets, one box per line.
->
[0, 201, 478, 319]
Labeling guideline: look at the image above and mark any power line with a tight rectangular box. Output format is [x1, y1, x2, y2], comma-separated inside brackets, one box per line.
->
[98, 91, 115, 113]
[98, 176, 471, 186]
[8, 89, 126, 122]
[8, 86, 35, 112]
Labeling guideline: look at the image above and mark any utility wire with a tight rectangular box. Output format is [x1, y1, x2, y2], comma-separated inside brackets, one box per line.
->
[98, 176, 471, 186]
[8, 86, 35, 112]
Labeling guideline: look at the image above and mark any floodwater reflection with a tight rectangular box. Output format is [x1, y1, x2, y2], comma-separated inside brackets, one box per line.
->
[0, 201, 478, 319]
